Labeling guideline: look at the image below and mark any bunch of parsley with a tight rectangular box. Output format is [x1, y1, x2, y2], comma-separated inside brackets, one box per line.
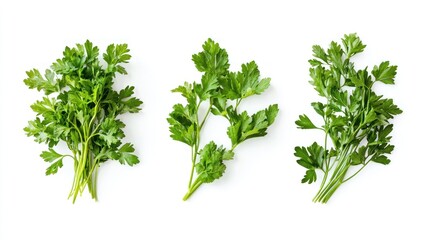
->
[24, 40, 142, 203]
[295, 34, 402, 203]
[168, 39, 279, 200]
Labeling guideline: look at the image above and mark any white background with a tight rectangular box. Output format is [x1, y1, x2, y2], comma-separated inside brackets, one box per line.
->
[1, 0, 428, 239]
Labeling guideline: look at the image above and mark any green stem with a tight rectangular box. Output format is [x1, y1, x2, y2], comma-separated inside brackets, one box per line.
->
[313, 144, 353, 203]
[188, 101, 212, 189]
[68, 144, 83, 199]
[313, 164, 348, 203]
[319, 176, 344, 203]
[183, 178, 203, 201]
[323, 128, 329, 171]
[68, 159, 78, 199]
[235, 99, 240, 110]
[199, 103, 212, 129]
[329, 146, 350, 181]
[315, 131, 330, 198]
[93, 165, 98, 201]
[81, 157, 100, 194]
[88, 102, 99, 128]
[70, 141, 88, 203]
[66, 99, 102, 203]
[188, 146, 196, 188]
[342, 161, 369, 183]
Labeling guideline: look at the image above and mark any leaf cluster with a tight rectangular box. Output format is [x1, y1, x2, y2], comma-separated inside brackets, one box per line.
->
[168, 38, 278, 200]
[295, 34, 402, 202]
[24, 40, 142, 201]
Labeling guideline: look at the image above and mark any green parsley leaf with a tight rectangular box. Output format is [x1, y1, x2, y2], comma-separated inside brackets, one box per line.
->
[227, 104, 279, 146]
[371, 155, 391, 165]
[24, 69, 59, 95]
[195, 142, 227, 183]
[45, 160, 64, 176]
[192, 38, 230, 75]
[40, 148, 63, 163]
[296, 114, 318, 129]
[117, 143, 140, 166]
[302, 169, 317, 184]
[218, 61, 271, 100]
[372, 61, 397, 84]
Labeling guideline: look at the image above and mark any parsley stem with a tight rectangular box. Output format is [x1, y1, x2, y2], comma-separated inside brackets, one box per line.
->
[317, 131, 329, 193]
[199, 103, 212, 129]
[189, 102, 212, 189]
[93, 166, 98, 201]
[188, 146, 196, 188]
[314, 143, 360, 203]
[342, 161, 369, 183]
[188, 101, 204, 188]
[81, 159, 100, 192]
[235, 99, 242, 111]
[183, 178, 203, 201]
[69, 139, 91, 203]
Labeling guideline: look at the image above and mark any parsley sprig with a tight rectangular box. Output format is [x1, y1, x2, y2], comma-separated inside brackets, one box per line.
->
[24, 40, 142, 203]
[295, 34, 402, 203]
[168, 39, 279, 200]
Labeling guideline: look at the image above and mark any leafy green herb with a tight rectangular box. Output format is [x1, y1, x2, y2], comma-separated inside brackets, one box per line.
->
[295, 34, 402, 203]
[168, 38, 278, 201]
[24, 40, 142, 203]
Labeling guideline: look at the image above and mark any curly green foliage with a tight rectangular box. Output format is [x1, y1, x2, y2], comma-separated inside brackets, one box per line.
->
[295, 34, 402, 203]
[24, 40, 142, 203]
[168, 38, 279, 201]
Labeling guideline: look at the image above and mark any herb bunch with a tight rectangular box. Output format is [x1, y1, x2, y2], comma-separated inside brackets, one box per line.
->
[295, 34, 402, 203]
[168, 39, 279, 200]
[24, 40, 142, 203]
